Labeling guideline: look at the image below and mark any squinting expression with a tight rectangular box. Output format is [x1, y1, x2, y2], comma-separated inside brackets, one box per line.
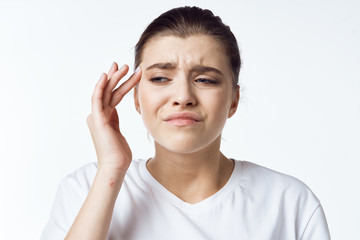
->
[134, 35, 239, 154]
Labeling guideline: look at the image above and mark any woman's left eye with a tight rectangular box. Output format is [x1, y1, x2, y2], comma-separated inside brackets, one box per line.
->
[195, 78, 218, 84]
[150, 77, 169, 83]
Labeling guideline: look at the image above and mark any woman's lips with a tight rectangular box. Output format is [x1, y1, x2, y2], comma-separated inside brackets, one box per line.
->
[166, 118, 199, 126]
[164, 112, 201, 126]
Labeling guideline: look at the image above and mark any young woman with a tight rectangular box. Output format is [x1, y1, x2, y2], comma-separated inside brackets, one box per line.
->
[42, 6, 331, 240]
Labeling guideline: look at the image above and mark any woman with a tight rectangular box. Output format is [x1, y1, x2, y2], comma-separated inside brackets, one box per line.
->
[42, 6, 331, 240]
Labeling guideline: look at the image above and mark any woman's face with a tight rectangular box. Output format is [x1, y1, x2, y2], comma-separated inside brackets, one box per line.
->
[135, 34, 239, 154]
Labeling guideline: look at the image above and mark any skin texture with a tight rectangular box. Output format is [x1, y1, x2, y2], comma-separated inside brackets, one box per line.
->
[136, 35, 238, 153]
[135, 35, 239, 203]
[65, 34, 239, 239]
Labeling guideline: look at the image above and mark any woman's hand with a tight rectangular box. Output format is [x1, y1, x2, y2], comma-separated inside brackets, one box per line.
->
[87, 63, 141, 174]
[65, 63, 141, 240]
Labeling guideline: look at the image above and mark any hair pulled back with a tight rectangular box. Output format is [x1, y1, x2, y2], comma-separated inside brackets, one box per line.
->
[134, 6, 241, 88]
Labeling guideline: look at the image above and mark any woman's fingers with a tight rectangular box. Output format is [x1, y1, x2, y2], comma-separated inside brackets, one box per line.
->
[91, 73, 108, 113]
[107, 62, 118, 79]
[103, 65, 129, 107]
[91, 61, 118, 114]
[109, 67, 142, 108]
[91, 64, 141, 113]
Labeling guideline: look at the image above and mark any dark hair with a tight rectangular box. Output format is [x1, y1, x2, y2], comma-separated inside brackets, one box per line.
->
[134, 6, 241, 88]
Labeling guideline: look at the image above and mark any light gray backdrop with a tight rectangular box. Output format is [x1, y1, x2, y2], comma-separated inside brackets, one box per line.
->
[0, 0, 359, 239]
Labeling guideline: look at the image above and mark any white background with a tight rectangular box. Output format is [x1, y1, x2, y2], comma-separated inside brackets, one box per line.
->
[0, 0, 359, 239]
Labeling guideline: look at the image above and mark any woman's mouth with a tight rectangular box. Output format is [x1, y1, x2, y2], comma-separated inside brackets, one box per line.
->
[164, 112, 202, 126]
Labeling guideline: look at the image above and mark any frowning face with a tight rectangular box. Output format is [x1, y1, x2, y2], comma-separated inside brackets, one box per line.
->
[135, 35, 239, 154]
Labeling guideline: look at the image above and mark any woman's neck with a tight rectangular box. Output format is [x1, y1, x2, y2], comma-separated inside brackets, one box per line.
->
[147, 137, 234, 204]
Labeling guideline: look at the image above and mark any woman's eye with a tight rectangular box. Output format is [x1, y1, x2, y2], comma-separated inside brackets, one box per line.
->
[195, 78, 218, 84]
[150, 77, 169, 83]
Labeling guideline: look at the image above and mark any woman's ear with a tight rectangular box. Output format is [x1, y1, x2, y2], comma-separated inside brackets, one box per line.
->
[134, 85, 141, 114]
[228, 85, 240, 118]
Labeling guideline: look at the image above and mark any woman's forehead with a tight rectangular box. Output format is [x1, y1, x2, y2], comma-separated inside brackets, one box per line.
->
[141, 35, 229, 70]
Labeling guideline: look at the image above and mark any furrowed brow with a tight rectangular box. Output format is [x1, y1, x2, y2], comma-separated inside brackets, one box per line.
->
[192, 65, 223, 76]
[146, 62, 176, 70]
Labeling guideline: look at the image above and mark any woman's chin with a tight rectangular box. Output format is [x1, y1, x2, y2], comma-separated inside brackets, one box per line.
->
[154, 140, 200, 154]
[153, 134, 221, 155]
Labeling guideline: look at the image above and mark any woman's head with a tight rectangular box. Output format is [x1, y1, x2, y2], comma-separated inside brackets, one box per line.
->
[133, 6, 241, 154]
[135, 6, 241, 89]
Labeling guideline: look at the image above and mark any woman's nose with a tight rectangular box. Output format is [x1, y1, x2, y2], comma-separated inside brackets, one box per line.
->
[172, 78, 196, 107]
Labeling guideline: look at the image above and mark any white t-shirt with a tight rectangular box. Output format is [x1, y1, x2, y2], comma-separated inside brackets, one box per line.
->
[41, 159, 331, 240]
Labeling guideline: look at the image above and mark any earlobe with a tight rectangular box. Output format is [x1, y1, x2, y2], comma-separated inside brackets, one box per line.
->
[134, 86, 141, 114]
[136, 104, 141, 114]
[228, 86, 240, 118]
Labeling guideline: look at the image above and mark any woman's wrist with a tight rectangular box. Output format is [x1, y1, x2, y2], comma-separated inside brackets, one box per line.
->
[96, 164, 127, 190]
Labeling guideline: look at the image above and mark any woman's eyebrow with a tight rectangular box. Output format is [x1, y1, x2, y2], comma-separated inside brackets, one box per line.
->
[145, 63, 223, 76]
[146, 62, 176, 70]
[191, 65, 223, 76]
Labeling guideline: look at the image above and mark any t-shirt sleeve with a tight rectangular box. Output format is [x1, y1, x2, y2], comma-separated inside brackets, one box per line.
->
[300, 205, 331, 240]
[40, 164, 96, 240]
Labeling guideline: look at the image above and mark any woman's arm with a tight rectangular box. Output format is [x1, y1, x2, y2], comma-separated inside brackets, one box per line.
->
[65, 167, 125, 240]
[65, 63, 141, 240]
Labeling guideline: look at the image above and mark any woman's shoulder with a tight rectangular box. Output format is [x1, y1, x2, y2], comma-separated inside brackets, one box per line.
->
[234, 160, 320, 205]
[237, 160, 314, 187]
[229, 160, 329, 239]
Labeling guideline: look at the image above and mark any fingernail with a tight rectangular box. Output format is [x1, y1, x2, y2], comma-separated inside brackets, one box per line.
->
[135, 66, 141, 73]
[109, 62, 115, 70]
[119, 64, 126, 71]
[99, 73, 104, 79]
